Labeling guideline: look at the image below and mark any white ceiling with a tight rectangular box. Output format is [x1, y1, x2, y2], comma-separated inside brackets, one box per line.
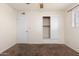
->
[8, 3, 75, 11]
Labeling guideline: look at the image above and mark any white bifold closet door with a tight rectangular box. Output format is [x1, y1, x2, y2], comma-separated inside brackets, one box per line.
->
[16, 13, 29, 43]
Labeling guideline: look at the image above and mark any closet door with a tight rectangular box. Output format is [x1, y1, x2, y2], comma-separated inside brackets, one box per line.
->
[17, 13, 29, 43]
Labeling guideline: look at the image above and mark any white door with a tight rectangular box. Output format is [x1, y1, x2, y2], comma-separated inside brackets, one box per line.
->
[16, 13, 29, 43]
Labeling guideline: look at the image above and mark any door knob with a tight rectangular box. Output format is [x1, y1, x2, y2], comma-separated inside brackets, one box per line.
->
[26, 30, 28, 32]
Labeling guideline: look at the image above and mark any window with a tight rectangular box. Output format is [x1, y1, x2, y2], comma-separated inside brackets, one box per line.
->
[72, 9, 79, 27]
[43, 16, 50, 39]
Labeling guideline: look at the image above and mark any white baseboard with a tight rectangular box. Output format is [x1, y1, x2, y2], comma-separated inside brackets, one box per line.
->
[65, 44, 79, 53]
[0, 43, 16, 54]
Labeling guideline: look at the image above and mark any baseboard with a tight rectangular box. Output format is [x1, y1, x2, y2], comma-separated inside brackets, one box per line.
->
[16, 42, 65, 45]
[65, 44, 79, 53]
[24, 42, 64, 44]
[0, 43, 16, 54]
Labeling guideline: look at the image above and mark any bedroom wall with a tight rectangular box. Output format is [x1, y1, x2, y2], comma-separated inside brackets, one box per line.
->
[0, 4, 17, 53]
[65, 5, 79, 52]
[17, 11, 65, 44]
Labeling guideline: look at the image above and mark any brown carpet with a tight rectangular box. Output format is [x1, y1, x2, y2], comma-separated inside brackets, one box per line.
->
[0, 44, 79, 56]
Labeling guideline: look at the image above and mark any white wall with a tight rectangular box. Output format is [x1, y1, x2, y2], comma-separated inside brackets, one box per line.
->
[17, 11, 65, 44]
[65, 5, 79, 52]
[0, 4, 17, 53]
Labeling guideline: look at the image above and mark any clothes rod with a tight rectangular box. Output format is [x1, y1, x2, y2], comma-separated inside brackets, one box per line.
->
[67, 4, 79, 12]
